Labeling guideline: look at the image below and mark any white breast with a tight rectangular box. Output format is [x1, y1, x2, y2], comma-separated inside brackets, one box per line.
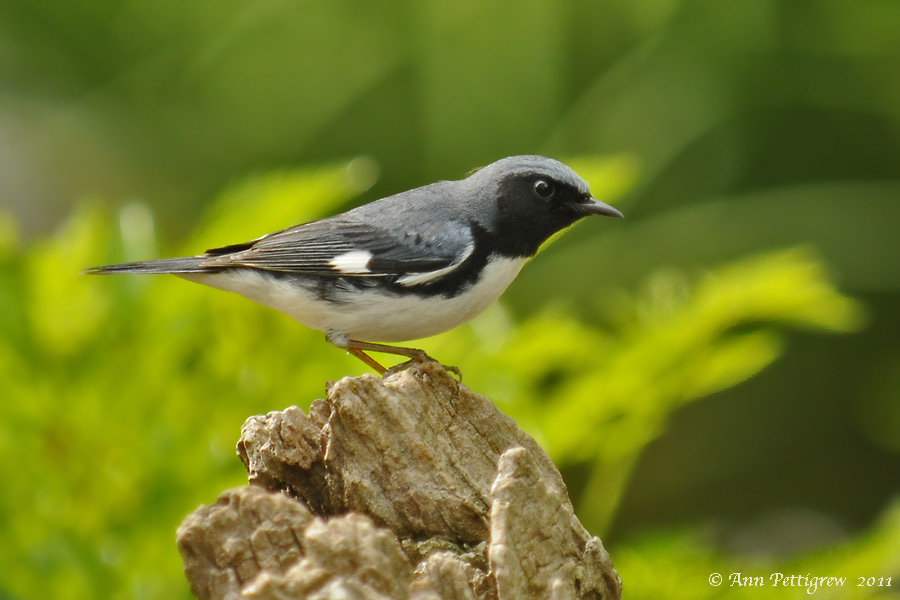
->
[181, 257, 527, 342]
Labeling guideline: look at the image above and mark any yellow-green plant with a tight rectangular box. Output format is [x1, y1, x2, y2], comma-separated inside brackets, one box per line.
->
[0, 159, 883, 600]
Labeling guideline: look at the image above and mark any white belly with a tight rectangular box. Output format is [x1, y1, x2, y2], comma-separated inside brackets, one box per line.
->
[181, 257, 526, 342]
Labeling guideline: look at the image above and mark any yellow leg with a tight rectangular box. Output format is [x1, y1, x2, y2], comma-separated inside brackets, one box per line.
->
[347, 347, 388, 374]
[345, 339, 461, 379]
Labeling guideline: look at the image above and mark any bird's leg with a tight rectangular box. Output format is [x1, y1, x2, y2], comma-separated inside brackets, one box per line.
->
[325, 331, 388, 374]
[346, 339, 432, 362]
[347, 347, 388, 375]
[346, 339, 462, 380]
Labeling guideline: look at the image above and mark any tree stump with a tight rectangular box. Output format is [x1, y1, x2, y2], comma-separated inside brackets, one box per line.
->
[176, 361, 621, 600]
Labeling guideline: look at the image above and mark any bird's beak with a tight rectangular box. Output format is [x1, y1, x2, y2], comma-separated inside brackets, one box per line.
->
[578, 197, 624, 218]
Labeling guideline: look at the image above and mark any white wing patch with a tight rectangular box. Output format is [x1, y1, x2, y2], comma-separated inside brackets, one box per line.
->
[329, 250, 373, 274]
[397, 242, 475, 286]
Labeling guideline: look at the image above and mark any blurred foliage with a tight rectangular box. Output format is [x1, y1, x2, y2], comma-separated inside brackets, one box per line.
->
[2, 0, 900, 598]
[0, 160, 891, 599]
[619, 501, 900, 600]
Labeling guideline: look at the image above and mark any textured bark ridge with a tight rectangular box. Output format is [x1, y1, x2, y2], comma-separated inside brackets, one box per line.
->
[177, 361, 621, 600]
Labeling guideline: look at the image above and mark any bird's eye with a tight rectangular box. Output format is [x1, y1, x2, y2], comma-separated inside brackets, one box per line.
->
[533, 179, 555, 198]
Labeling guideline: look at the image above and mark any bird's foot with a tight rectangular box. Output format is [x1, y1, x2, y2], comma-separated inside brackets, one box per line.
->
[383, 357, 462, 380]
[336, 337, 462, 380]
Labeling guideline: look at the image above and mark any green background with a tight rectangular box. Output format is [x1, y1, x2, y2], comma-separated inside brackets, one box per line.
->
[2, 1, 899, 598]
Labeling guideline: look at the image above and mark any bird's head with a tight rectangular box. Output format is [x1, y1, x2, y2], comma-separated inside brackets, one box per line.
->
[465, 155, 623, 258]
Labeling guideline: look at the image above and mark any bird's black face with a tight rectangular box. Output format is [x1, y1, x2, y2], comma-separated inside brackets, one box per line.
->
[491, 171, 606, 258]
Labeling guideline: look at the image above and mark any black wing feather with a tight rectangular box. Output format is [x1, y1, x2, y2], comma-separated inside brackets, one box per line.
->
[200, 216, 473, 279]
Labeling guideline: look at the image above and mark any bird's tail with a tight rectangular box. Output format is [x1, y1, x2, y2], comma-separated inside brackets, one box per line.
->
[82, 256, 209, 275]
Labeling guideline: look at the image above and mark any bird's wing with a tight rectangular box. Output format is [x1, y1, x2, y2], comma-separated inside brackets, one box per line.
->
[200, 217, 475, 286]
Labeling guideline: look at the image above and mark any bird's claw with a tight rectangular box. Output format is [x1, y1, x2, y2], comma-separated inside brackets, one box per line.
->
[382, 357, 462, 381]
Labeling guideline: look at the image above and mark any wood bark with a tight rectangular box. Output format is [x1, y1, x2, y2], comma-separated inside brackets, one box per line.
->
[177, 362, 621, 600]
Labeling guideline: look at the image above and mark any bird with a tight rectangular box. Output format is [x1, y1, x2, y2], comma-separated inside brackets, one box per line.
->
[85, 155, 623, 374]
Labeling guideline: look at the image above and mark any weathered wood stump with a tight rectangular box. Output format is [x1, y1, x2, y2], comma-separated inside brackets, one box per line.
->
[176, 361, 621, 599]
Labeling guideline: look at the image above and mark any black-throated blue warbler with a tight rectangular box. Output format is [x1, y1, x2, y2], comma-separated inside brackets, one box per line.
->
[86, 156, 622, 374]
